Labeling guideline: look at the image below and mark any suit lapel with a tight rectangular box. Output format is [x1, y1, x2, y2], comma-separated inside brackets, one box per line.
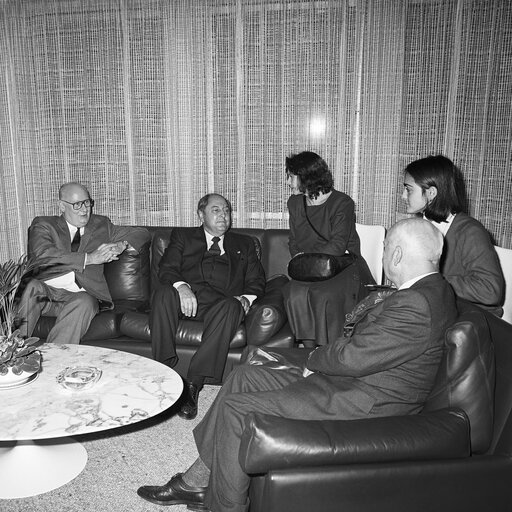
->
[57, 215, 72, 248]
[80, 216, 96, 250]
[223, 232, 238, 287]
[196, 227, 208, 282]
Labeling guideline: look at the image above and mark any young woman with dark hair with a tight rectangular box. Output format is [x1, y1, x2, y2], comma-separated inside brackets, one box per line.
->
[403, 154, 504, 316]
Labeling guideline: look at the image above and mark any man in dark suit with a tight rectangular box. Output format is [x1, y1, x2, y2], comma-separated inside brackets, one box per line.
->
[19, 182, 150, 346]
[150, 193, 266, 420]
[137, 217, 459, 512]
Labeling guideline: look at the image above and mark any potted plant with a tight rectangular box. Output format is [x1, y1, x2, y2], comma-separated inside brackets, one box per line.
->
[0, 255, 41, 387]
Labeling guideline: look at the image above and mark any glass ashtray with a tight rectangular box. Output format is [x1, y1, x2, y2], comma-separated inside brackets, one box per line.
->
[56, 366, 102, 391]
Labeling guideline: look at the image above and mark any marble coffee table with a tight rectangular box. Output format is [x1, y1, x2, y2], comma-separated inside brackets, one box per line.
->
[0, 343, 183, 499]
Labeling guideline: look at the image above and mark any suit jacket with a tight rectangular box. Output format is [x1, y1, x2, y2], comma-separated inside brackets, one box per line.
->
[304, 273, 458, 418]
[442, 212, 504, 316]
[158, 227, 265, 300]
[28, 214, 150, 307]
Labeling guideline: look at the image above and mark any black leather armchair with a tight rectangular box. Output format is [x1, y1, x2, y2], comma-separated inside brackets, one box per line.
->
[239, 307, 512, 512]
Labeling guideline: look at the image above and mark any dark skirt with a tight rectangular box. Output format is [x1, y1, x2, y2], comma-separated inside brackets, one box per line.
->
[283, 258, 374, 345]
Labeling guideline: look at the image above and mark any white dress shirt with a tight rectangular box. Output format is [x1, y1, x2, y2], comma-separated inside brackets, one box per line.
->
[44, 223, 84, 292]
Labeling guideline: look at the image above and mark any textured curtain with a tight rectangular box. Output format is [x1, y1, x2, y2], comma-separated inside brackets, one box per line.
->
[0, 0, 511, 261]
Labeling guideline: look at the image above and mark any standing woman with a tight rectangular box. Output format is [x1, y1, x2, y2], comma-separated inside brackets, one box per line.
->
[402, 154, 504, 316]
[282, 151, 375, 346]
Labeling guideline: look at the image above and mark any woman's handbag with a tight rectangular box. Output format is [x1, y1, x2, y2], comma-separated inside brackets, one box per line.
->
[287, 195, 356, 282]
[288, 252, 355, 282]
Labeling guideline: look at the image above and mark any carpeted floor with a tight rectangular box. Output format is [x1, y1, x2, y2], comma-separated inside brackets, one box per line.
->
[3, 385, 219, 512]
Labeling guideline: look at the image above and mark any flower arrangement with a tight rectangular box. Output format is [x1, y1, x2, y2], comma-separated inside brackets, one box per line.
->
[0, 256, 41, 376]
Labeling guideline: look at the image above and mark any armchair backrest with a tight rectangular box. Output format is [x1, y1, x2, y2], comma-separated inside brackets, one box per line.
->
[355, 223, 385, 285]
[422, 310, 495, 454]
[495, 245, 512, 324]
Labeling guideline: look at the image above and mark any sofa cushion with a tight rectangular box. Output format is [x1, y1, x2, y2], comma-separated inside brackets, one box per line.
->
[104, 240, 151, 303]
[33, 310, 123, 341]
[261, 229, 291, 278]
[239, 408, 470, 473]
[81, 310, 123, 341]
[150, 229, 175, 291]
[120, 311, 151, 341]
[423, 310, 495, 454]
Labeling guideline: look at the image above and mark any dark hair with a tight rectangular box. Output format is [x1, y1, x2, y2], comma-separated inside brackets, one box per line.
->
[285, 151, 334, 199]
[404, 155, 466, 222]
[197, 193, 232, 214]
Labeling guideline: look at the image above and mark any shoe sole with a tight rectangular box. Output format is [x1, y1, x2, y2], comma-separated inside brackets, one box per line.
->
[187, 505, 209, 511]
[137, 490, 203, 508]
[178, 411, 198, 420]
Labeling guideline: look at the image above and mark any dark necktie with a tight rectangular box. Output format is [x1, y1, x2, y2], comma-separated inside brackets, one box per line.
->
[209, 236, 221, 256]
[71, 228, 81, 252]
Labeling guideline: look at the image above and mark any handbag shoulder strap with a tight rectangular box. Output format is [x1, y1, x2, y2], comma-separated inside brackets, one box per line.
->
[303, 195, 329, 242]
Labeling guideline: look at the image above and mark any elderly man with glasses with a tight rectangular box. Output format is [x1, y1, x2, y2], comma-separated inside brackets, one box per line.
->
[18, 182, 150, 345]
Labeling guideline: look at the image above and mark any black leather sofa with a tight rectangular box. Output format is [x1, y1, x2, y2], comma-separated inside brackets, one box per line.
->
[239, 304, 512, 512]
[33, 226, 295, 382]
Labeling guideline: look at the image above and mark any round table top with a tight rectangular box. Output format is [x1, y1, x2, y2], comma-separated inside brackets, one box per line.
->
[0, 343, 183, 441]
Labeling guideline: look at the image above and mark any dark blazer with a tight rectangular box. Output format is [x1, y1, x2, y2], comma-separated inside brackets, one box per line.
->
[28, 214, 150, 307]
[304, 273, 458, 418]
[441, 212, 504, 316]
[158, 226, 265, 299]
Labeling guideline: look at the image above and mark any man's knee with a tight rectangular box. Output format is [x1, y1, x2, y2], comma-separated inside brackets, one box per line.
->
[21, 279, 47, 299]
[151, 284, 180, 311]
[208, 297, 244, 320]
[223, 364, 263, 392]
[224, 296, 244, 313]
[66, 291, 99, 315]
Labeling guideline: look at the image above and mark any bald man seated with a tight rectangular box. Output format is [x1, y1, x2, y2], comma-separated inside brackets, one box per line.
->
[137, 217, 459, 512]
[18, 182, 150, 345]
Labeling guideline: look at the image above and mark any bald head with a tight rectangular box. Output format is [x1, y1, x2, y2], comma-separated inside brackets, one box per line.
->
[383, 218, 443, 288]
[59, 182, 90, 200]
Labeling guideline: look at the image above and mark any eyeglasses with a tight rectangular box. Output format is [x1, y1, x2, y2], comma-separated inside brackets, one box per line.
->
[61, 199, 95, 210]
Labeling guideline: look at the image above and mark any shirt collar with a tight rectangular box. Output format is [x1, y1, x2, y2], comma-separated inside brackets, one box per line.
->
[65, 220, 82, 237]
[426, 212, 456, 236]
[203, 229, 225, 254]
[399, 272, 438, 290]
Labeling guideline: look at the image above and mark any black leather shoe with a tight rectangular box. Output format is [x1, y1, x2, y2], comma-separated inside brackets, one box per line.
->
[178, 382, 201, 420]
[137, 472, 208, 509]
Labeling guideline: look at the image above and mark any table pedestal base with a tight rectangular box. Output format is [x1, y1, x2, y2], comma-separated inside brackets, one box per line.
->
[0, 438, 88, 499]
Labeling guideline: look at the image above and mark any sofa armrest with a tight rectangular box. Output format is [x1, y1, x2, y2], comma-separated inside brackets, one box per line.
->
[244, 274, 289, 346]
[239, 408, 470, 474]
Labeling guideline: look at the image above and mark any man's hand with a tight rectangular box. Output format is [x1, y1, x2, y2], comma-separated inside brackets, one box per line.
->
[177, 284, 198, 317]
[302, 347, 319, 377]
[86, 241, 128, 265]
[235, 295, 250, 315]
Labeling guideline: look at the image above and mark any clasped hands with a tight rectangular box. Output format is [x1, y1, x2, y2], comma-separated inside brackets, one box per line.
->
[87, 241, 128, 265]
[177, 284, 250, 317]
